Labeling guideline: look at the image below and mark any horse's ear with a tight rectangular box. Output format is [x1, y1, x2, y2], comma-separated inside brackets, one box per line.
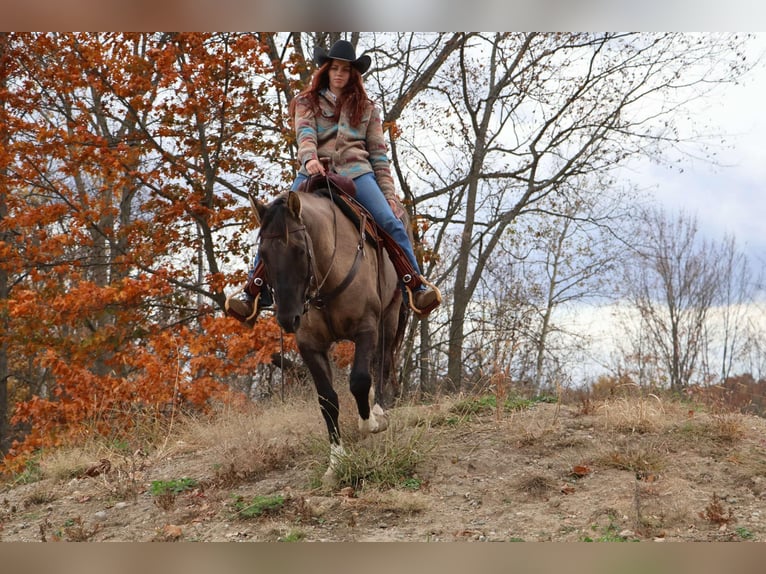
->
[248, 192, 266, 227]
[287, 190, 302, 220]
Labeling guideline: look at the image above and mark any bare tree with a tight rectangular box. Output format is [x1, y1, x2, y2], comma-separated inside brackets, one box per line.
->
[714, 235, 757, 381]
[627, 208, 721, 391]
[386, 32, 752, 391]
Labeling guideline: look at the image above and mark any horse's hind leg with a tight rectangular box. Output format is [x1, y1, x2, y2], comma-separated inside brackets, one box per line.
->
[351, 330, 389, 435]
[371, 293, 405, 410]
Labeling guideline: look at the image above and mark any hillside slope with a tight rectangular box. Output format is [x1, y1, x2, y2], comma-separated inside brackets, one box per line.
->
[2, 393, 765, 542]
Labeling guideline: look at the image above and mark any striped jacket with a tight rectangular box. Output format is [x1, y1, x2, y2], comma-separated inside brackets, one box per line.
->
[293, 89, 397, 200]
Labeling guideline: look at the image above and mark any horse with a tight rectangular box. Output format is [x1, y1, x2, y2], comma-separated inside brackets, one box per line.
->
[252, 188, 409, 485]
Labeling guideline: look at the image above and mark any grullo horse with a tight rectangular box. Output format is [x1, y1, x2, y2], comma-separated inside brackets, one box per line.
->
[252, 188, 409, 485]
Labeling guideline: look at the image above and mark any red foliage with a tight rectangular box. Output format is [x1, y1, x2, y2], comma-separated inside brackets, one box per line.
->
[0, 33, 301, 472]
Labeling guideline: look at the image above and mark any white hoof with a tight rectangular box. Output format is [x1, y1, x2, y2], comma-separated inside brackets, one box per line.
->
[359, 403, 389, 435]
[372, 403, 389, 433]
[321, 443, 345, 489]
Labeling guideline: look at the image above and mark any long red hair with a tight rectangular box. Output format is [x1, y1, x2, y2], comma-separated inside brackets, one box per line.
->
[289, 60, 371, 127]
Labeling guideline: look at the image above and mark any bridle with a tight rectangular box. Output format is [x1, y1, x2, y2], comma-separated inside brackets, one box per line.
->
[259, 196, 365, 315]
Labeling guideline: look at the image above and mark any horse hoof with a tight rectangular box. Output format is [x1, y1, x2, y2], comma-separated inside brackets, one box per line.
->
[359, 404, 389, 435]
[371, 404, 389, 433]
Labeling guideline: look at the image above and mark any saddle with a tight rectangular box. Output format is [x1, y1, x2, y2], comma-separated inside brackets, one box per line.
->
[297, 172, 383, 246]
[297, 171, 427, 293]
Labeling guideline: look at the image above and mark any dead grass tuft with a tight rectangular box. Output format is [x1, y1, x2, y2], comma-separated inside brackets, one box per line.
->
[598, 395, 667, 435]
[699, 492, 736, 526]
[593, 436, 667, 474]
[672, 412, 746, 453]
[515, 474, 555, 499]
[172, 396, 321, 485]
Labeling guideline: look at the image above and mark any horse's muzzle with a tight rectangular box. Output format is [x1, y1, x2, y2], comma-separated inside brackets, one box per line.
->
[277, 311, 301, 334]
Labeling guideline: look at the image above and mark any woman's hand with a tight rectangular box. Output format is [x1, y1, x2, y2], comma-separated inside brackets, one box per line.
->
[306, 159, 326, 176]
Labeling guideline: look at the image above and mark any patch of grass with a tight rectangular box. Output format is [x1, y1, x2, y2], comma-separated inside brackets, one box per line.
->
[23, 488, 57, 507]
[150, 478, 198, 511]
[177, 401, 314, 486]
[231, 494, 285, 519]
[451, 395, 498, 416]
[593, 438, 666, 475]
[319, 424, 433, 491]
[12, 459, 43, 486]
[736, 526, 754, 540]
[600, 395, 666, 434]
[150, 477, 198, 496]
[581, 522, 637, 542]
[673, 413, 746, 454]
[279, 530, 306, 542]
[62, 516, 101, 542]
[515, 474, 555, 499]
[400, 477, 422, 491]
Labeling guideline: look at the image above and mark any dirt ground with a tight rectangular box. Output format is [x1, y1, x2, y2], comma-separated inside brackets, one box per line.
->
[2, 395, 766, 543]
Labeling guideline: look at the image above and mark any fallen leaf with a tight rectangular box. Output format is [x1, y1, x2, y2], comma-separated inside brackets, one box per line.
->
[83, 459, 111, 478]
[571, 465, 591, 478]
[160, 524, 183, 541]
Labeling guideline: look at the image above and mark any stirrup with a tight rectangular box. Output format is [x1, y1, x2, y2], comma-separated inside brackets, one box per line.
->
[404, 276, 442, 316]
[225, 285, 261, 324]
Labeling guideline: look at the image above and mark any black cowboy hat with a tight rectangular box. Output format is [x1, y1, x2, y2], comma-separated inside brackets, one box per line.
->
[313, 39, 371, 74]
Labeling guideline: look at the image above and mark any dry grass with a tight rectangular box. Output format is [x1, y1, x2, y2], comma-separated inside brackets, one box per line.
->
[592, 436, 667, 474]
[354, 488, 429, 515]
[597, 394, 668, 434]
[515, 474, 556, 499]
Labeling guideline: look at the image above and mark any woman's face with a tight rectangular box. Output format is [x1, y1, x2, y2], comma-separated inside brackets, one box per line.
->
[328, 60, 351, 92]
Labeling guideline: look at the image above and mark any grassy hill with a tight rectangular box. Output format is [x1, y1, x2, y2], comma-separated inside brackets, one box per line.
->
[2, 387, 765, 542]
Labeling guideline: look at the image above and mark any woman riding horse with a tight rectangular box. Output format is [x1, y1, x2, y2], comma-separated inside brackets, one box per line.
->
[227, 39, 440, 324]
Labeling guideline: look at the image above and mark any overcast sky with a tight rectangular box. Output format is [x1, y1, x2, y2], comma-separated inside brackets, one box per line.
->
[632, 34, 766, 265]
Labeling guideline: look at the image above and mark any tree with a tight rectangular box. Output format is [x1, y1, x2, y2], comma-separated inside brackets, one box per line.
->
[626, 208, 721, 391]
[714, 235, 756, 382]
[0, 32, 12, 452]
[388, 32, 753, 390]
[0, 33, 296, 465]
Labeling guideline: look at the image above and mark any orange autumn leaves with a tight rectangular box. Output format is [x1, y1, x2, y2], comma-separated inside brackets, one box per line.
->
[0, 33, 302, 471]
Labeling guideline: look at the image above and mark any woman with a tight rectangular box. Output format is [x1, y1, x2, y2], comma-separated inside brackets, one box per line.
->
[227, 39, 439, 323]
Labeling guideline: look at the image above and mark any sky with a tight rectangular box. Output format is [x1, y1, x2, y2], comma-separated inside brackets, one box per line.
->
[631, 34, 766, 265]
[558, 34, 766, 382]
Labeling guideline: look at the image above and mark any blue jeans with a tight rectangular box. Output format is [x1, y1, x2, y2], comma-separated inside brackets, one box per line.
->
[250, 172, 424, 282]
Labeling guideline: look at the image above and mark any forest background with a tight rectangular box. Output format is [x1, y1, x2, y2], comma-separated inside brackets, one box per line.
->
[1, 32, 765, 473]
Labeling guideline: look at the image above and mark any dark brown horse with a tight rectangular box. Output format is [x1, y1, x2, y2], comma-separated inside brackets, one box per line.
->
[253, 189, 409, 484]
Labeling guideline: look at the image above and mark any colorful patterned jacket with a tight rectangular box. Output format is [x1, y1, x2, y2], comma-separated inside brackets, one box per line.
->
[293, 89, 397, 201]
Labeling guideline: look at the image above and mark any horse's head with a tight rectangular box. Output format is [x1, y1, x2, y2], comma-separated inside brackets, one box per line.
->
[255, 191, 315, 333]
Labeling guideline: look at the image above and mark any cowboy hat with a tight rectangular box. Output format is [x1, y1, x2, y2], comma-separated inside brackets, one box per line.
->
[313, 39, 371, 74]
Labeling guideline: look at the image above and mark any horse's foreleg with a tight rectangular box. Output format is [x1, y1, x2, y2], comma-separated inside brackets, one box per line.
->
[300, 344, 345, 487]
[351, 331, 388, 435]
[323, 442, 346, 488]
[299, 345, 341, 446]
